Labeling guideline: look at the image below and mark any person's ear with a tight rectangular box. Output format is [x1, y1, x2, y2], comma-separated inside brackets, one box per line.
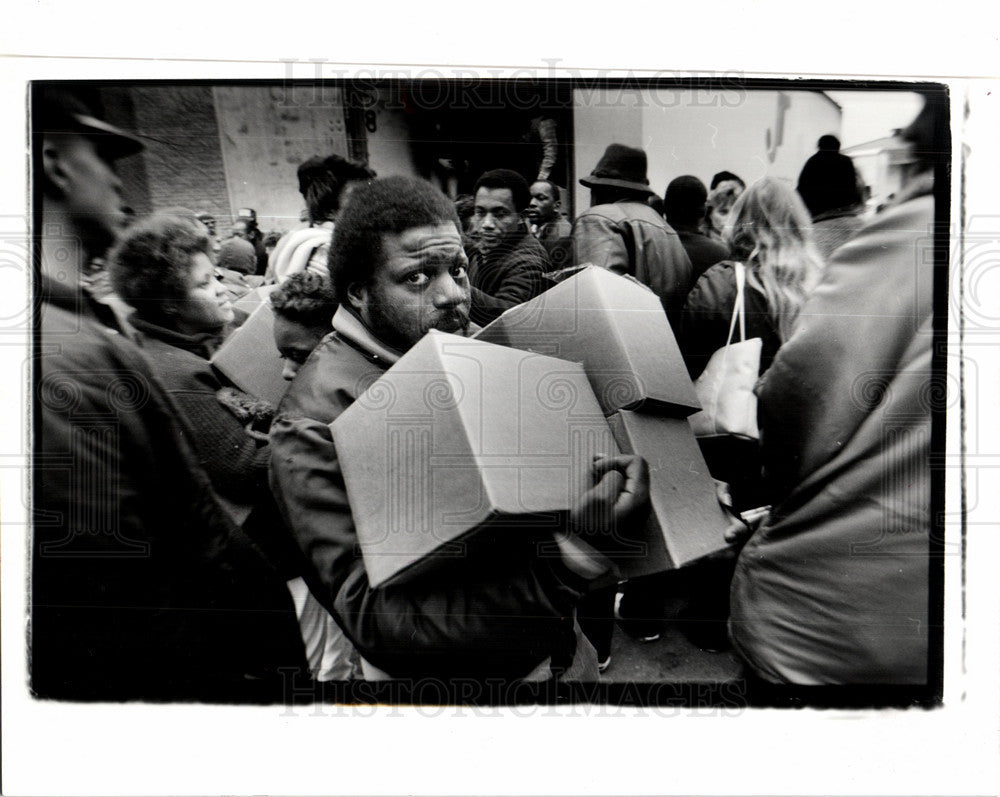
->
[42, 138, 72, 198]
[345, 281, 369, 313]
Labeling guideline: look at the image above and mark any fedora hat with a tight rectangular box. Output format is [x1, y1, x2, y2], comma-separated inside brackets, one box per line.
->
[579, 144, 653, 195]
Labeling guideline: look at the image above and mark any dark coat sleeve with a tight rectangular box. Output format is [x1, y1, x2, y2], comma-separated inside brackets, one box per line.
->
[678, 263, 739, 379]
[33, 316, 304, 698]
[164, 374, 271, 502]
[139, 343, 272, 504]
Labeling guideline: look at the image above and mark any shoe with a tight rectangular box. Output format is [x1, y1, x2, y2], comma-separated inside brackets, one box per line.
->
[617, 620, 662, 643]
[597, 655, 612, 673]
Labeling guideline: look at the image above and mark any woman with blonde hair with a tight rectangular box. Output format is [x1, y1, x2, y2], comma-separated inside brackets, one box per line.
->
[678, 176, 823, 516]
[680, 176, 824, 381]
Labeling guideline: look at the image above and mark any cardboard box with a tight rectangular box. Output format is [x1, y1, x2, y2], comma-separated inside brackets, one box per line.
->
[210, 293, 289, 408]
[330, 330, 619, 588]
[230, 284, 275, 327]
[604, 410, 732, 578]
[474, 265, 700, 417]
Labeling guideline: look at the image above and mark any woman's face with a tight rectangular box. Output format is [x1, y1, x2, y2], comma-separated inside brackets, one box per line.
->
[709, 181, 744, 231]
[172, 252, 235, 332]
[710, 204, 731, 232]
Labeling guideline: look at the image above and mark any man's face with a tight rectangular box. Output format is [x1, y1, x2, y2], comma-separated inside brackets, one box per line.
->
[349, 223, 471, 352]
[472, 187, 521, 254]
[47, 134, 128, 256]
[527, 182, 559, 225]
[273, 316, 328, 381]
[230, 221, 250, 240]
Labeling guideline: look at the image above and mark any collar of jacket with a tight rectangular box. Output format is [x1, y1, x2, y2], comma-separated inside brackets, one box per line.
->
[331, 305, 482, 366]
[331, 305, 404, 366]
[128, 313, 225, 360]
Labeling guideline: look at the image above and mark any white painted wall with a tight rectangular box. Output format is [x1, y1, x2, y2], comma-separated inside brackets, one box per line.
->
[573, 88, 842, 210]
[213, 85, 349, 232]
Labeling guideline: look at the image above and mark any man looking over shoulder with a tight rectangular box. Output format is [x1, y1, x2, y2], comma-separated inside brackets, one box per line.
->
[268, 175, 649, 683]
[467, 168, 550, 326]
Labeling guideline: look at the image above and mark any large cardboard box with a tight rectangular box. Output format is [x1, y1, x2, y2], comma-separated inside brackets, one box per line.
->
[210, 288, 289, 408]
[604, 410, 732, 578]
[330, 330, 619, 588]
[474, 265, 700, 417]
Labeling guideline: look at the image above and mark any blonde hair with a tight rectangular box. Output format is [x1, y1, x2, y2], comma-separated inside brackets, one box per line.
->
[723, 177, 825, 341]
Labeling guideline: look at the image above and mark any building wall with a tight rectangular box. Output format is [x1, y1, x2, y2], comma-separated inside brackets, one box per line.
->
[98, 87, 154, 217]
[128, 85, 231, 222]
[573, 88, 842, 211]
[106, 83, 844, 236]
[213, 85, 349, 233]
[103, 84, 353, 235]
[570, 86, 645, 213]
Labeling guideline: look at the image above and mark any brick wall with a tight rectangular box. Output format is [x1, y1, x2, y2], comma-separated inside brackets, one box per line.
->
[98, 87, 153, 217]
[105, 85, 232, 222]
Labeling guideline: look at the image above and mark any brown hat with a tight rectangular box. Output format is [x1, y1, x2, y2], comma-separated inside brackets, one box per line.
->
[580, 144, 654, 195]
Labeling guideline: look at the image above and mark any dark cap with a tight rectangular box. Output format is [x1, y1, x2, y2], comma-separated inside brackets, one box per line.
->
[664, 175, 709, 225]
[35, 87, 145, 160]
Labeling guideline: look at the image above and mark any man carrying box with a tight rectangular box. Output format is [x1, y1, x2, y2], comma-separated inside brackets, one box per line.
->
[269, 175, 650, 683]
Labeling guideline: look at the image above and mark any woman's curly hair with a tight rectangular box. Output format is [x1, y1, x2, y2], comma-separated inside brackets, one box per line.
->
[108, 213, 211, 321]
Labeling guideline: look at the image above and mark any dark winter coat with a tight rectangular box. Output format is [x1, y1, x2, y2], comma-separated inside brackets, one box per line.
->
[33, 280, 305, 700]
[676, 228, 731, 282]
[467, 229, 551, 326]
[128, 315, 271, 505]
[678, 261, 783, 380]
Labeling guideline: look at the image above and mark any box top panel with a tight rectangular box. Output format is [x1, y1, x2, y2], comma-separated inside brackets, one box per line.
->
[476, 268, 701, 416]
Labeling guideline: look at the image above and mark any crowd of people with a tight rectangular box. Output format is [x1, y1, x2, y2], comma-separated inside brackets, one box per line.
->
[33, 85, 941, 701]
